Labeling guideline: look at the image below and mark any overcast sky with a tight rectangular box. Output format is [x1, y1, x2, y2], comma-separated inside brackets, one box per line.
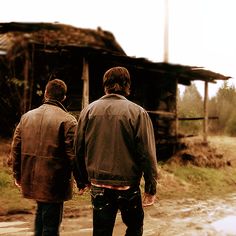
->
[1, 0, 236, 97]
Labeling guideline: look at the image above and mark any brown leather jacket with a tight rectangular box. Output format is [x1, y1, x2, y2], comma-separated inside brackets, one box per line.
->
[11, 100, 78, 202]
[75, 94, 158, 195]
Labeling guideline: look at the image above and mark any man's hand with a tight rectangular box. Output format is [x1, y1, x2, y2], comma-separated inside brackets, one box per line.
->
[78, 184, 91, 195]
[142, 193, 156, 207]
[14, 179, 21, 189]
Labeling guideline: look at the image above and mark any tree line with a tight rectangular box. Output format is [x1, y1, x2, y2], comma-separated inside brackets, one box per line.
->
[178, 81, 236, 136]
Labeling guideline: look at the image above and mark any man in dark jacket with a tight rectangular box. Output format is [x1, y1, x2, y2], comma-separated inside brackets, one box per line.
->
[74, 67, 158, 236]
[11, 79, 78, 236]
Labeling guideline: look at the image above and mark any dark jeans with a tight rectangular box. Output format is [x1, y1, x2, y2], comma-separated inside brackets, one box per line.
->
[91, 185, 144, 236]
[34, 201, 64, 236]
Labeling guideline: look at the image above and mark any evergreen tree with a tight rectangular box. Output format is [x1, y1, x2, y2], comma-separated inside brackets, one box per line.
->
[178, 82, 203, 135]
[215, 81, 236, 135]
[208, 97, 219, 134]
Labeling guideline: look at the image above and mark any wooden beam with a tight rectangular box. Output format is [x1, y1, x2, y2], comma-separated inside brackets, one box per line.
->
[178, 116, 218, 121]
[82, 57, 89, 108]
[147, 110, 175, 117]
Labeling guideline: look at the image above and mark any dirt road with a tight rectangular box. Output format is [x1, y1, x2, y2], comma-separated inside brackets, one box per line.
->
[1, 193, 236, 235]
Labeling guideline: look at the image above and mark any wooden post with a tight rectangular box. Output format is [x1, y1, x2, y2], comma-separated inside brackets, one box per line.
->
[23, 50, 29, 113]
[203, 81, 209, 143]
[28, 44, 35, 110]
[175, 78, 179, 138]
[174, 78, 179, 155]
[82, 57, 89, 108]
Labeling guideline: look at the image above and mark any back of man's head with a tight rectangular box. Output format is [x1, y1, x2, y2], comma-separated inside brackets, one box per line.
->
[103, 67, 131, 96]
[45, 79, 67, 102]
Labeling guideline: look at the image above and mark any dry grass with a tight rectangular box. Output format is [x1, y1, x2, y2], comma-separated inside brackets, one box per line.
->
[157, 135, 236, 199]
[167, 136, 233, 168]
[208, 135, 236, 166]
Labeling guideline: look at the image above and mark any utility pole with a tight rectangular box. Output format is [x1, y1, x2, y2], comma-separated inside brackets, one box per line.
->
[164, 0, 169, 63]
[164, 0, 179, 146]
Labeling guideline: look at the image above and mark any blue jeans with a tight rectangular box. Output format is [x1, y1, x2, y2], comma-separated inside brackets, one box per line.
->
[91, 185, 144, 236]
[34, 201, 64, 236]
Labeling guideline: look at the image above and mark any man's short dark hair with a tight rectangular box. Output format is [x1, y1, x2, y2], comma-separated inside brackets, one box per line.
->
[103, 67, 131, 96]
[45, 79, 67, 101]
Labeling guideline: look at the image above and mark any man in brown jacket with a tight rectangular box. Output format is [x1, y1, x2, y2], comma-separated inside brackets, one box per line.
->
[11, 79, 78, 236]
[75, 67, 158, 236]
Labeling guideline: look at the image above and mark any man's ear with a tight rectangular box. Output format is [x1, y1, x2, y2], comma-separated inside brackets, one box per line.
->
[44, 90, 48, 99]
[62, 95, 66, 102]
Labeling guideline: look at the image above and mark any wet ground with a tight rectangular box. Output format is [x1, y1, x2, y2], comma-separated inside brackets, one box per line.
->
[1, 193, 236, 235]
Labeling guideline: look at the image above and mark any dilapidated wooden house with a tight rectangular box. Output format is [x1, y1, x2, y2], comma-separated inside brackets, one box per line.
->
[0, 22, 230, 159]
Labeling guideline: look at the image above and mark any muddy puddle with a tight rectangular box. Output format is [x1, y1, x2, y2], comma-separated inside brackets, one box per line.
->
[1, 193, 236, 235]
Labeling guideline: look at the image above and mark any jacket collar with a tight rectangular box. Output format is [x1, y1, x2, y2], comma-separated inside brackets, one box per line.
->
[44, 99, 67, 112]
[101, 93, 127, 100]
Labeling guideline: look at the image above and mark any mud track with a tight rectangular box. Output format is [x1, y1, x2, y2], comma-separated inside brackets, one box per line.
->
[1, 193, 236, 235]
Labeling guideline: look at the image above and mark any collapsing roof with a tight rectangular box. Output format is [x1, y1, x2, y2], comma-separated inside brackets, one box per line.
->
[0, 22, 231, 156]
[0, 22, 125, 55]
[0, 22, 231, 85]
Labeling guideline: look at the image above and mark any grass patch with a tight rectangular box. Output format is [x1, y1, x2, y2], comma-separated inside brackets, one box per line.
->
[160, 164, 236, 199]
[2, 163, 236, 214]
[0, 166, 91, 215]
[0, 169, 12, 188]
[0, 167, 35, 214]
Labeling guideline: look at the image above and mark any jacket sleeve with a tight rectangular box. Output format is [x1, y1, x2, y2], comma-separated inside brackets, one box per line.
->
[64, 116, 78, 161]
[136, 109, 158, 195]
[63, 116, 84, 187]
[73, 109, 90, 187]
[11, 122, 22, 181]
